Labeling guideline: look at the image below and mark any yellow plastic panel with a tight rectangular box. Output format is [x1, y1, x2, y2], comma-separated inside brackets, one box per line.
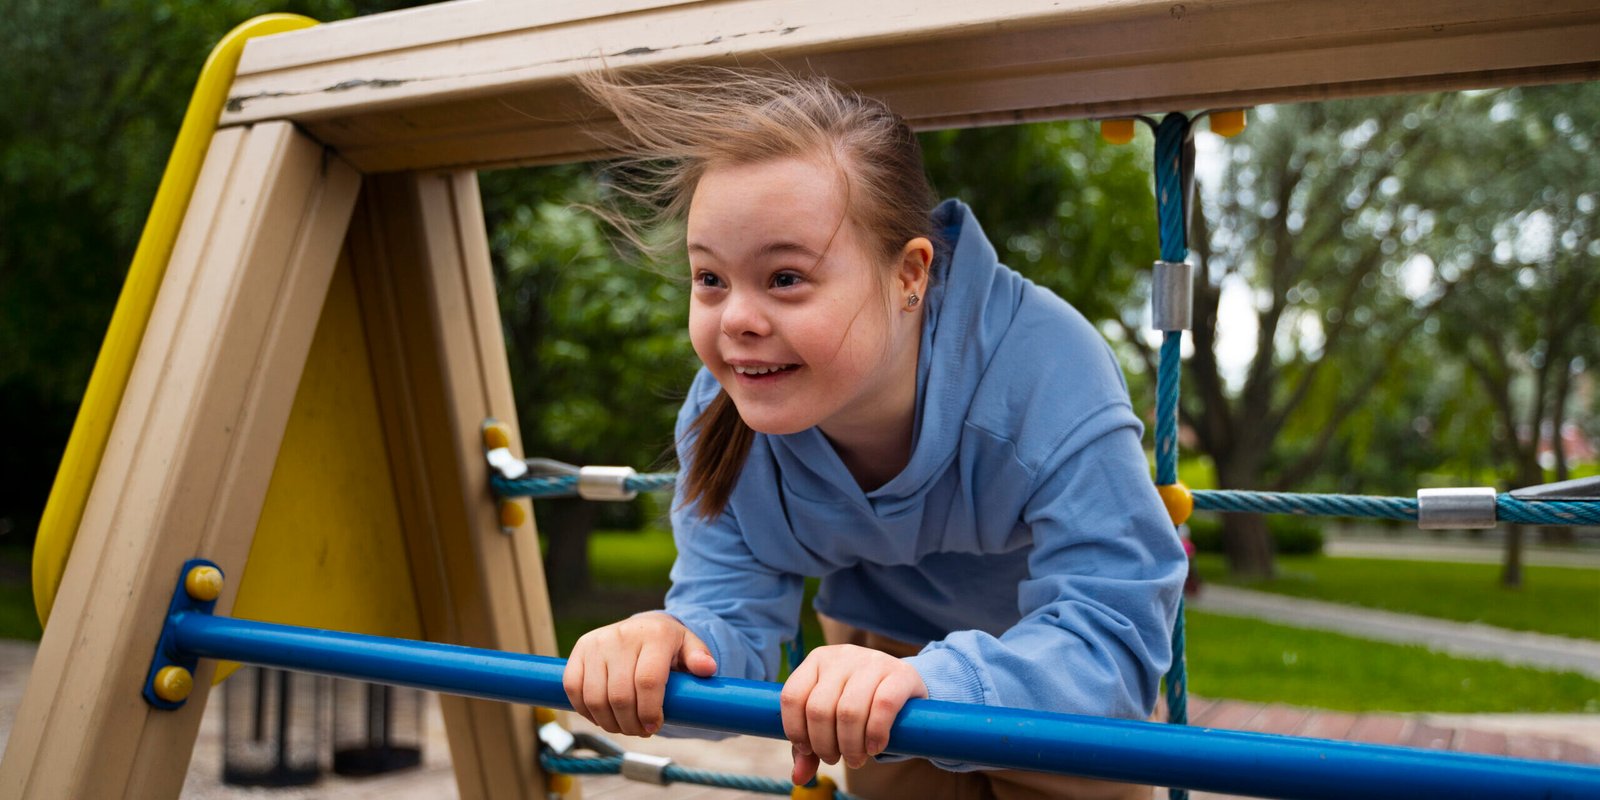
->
[220, 255, 423, 683]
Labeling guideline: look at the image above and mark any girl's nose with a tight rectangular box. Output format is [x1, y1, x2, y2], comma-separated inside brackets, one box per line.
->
[720, 290, 772, 337]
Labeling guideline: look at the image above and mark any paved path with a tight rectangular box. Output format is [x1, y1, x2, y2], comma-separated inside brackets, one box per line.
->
[1325, 538, 1600, 568]
[1189, 585, 1600, 679]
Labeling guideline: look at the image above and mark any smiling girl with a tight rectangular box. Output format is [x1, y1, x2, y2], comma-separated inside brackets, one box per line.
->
[562, 68, 1186, 800]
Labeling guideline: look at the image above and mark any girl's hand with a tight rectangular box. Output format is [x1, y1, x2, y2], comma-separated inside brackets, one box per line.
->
[562, 612, 717, 737]
[779, 644, 928, 785]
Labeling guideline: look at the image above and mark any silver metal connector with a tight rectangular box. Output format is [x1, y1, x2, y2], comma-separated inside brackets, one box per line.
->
[1417, 487, 1497, 530]
[621, 752, 673, 785]
[1152, 260, 1193, 332]
[578, 466, 639, 501]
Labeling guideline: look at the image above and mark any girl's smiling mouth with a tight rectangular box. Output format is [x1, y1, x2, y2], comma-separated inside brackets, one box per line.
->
[728, 362, 800, 383]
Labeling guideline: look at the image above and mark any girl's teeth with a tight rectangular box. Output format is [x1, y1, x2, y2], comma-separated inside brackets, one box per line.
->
[734, 364, 791, 375]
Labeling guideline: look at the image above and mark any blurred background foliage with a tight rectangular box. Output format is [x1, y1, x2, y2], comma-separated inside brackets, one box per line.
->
[1, 1, 1595, 594]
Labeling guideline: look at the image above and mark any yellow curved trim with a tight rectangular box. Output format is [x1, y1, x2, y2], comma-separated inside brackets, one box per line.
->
[32, 14, 319, 626]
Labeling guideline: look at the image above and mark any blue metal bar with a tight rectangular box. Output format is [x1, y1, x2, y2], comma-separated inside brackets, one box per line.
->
[169, 613, 1600, 800]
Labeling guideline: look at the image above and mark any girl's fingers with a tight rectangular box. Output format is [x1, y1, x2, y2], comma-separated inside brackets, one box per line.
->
[779, 660, 819, 757]
[634, 638, 675, 735]
[677, 627, 718, 677]
[584, 660, 623, 733]
[865, 669, 924, 757]
[835, 669, 888, 769]
[792, 744, 821, 786]
[562, 653, 589, 724]
[803, 665, 849, 765]
[607, 650, 647, 736]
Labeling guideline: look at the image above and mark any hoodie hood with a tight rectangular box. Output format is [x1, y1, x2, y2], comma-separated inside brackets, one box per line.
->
[771, 199, 1022, 513]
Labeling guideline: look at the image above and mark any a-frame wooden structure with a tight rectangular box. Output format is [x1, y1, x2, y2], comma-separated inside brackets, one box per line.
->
[3, 1, 1596, 798]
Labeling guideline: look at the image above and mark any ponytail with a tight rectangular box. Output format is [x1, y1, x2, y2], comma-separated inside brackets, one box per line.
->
[682, 390, 754, 520]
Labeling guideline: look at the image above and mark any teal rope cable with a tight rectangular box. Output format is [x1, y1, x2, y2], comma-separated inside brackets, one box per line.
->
[1153, 112, 1192, 800]
[1193, 489, 1600, 526]
[490, 472, 677, 498]
[540, 753, 860, 798]
[490, 473, 1600, 525]
[1155, 333, 1182, 486]
[1154, 114, 1189, 264]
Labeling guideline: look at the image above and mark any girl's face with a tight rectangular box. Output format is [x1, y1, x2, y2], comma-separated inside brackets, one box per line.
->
[686, 156, 926, 442]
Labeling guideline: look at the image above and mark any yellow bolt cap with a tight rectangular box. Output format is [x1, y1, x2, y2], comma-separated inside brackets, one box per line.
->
[184, 565, 224, 602]
[1100, 118, 1136, 145]
[154, 665, 195, 703]
[1157, 482, 1194, 527]
[1210, 109, 1247, 138]
[547, 772, 574, 794]
[791, 775, 838, 799]
[482, 422, 511, 450]
[535, 707, 557, 725]
[500, 500, 527, 529]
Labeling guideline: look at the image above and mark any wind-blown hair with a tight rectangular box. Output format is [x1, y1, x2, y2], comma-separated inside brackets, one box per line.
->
[577, 67, 937, 519]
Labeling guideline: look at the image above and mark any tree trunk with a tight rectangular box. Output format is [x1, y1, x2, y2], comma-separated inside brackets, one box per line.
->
[1215, 457, 1277, 578]
[1540, 361, 1575, 545]
[539, 497, 596, 604]
[1500, 523, 1525, 589]
[1222, 513, 1277, 580]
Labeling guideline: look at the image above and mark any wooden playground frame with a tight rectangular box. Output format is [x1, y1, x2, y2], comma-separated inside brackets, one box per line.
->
[3, 1, 1597, 798]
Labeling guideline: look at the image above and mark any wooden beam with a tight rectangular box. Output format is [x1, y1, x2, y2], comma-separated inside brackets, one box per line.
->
[344, 171, 563, 799]
[0, 122, 360, 799]
[222, 0, 1600, 171]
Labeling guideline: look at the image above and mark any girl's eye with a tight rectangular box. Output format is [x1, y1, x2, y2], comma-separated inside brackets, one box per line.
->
[695, 271, 723, 289]
[771, 271, 803, 289]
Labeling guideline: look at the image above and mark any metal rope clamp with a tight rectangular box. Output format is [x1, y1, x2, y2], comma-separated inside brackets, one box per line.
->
[1152, 260, 1193, 332]
[621, 752, 674, 785]
[578, 466, 639, 502]
[486, 447, 530, 480]
[538, 720, 577, 756]
[1416, 487, 1497, 530]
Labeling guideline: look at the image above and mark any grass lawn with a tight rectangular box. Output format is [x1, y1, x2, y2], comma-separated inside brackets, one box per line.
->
[1195, 554, 1600, 641]
[1185, 610, 1599, 713]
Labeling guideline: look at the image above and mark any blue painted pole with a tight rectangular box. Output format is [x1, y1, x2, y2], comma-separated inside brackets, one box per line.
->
[170, 613, 1600, 800]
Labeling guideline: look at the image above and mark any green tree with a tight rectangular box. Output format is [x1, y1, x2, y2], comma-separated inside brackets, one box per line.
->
[0, 0, 427, 546]
[1178, 86, 1599, 580]
[1420, 84, 1600, 585]
[1180, 97, 1476, 577]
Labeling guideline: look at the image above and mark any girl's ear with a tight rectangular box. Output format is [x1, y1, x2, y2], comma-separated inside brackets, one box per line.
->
[896, 237, 934, 300]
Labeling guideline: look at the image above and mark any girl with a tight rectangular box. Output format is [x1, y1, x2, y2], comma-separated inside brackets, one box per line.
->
[562, 68, 1186, 800]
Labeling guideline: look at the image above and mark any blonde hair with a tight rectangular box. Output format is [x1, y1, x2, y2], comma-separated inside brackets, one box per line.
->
[578, 67, 937, 518]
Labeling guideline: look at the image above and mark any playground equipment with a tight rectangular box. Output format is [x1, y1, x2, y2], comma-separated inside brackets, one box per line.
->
[4, 1, 1600, 799]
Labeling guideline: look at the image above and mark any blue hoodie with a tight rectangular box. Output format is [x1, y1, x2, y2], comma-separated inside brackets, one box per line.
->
[663, 199, 1185, 741]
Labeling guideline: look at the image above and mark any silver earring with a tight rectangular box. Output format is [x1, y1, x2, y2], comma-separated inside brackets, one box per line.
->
[907, 293, 921, 308]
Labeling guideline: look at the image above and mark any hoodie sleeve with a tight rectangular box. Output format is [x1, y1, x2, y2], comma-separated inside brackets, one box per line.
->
[659, 371, 804, 683]
[903, 403, 1186, 759]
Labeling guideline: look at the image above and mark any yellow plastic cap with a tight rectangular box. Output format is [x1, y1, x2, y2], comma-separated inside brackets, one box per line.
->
[1100, 118, 1136, 145]
[1157, 482, 1194, 527]
[1210, 109, 1247, 138]
[500, 500, 527, 529]
[154, 665, 195, 703]
[791, 775, 838, 799]
[184, 565, 224, 602]
[547, 773, 574, 794]
[535, 707, 558, 725]
[482, 421, 511, 450]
